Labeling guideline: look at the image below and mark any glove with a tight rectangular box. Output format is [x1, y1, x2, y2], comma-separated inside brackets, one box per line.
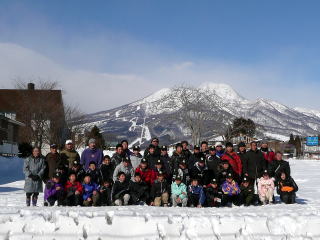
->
[32, 175, 40, 181]
[28, 174, 34, 178]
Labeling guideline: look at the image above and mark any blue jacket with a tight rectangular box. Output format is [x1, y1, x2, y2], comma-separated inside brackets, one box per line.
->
[82, 182, 100, 200]
[188, 185, 206, 205]
[80, 148, 104, 170]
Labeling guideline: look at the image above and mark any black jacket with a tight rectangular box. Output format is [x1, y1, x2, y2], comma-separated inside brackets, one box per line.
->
[160, 154, 172, 174]
[190, 163, 210, 185]
[100, 163, 115, 182]
[171, 151, 186, 171]
[277, 176, 298, 194]
[188, 152, 204, 170]
[145, 153, 159, 170]
[150, 179, 170, 198]
[268, 160, 291, 183]
[111, 180, 129, 201]
[111, 153, 126, 166]
[206, 186, 222, 205]
[242, 149, 266, 179]
[129, 180, 149, 203]
[217, 166, 235, 186]
[206, 154, 221, 179]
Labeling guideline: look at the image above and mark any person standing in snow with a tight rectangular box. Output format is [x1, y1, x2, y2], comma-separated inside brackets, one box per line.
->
[206, 146, 221, 179]
[159, 145, 172, 176]
[130, 146, 142, 170]
[121, 139, 132, 159]
[188, 145, 204, 170]
[99, 155, 115, 183]
[171, 143, 186, 172]
[221, 142, 242, 182]
[80, 138, 104, 170]
[144, 137, 161, 158]
[44, 144, 61, 182]
[268, 152, 291, 185]
[111, 144, 126, 166]
[60, 140, 80, 169]
[23, 147, 45, 207]
[113, 158, 135, 183]
[215, 142, 225, 158]
[237, 142, 247, 166]
[181, 140, 192, 161]
[200, 141, 209, 156]
[260, 140, 275, 168]
[258, 170, 275, 205]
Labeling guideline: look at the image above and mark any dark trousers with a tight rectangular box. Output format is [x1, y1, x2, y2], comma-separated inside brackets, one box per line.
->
[26, 192, 39, 206]
[280, 192, 296, 204]
[188, 194, 200, 207]
[65, 194, 82, 206]
[222, 194, 241, 206]
[100, 189, 112, 206]
[47, 192, 64, 206]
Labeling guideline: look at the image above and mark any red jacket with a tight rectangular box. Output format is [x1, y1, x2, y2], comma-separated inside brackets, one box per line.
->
[261, 150, 275, 164]
[221, 152, 242, 176]
[135, 167, 157, 186]
[65, 181, 83, 194]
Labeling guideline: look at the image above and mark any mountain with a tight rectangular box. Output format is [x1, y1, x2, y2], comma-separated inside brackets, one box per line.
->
[74, 82, 320, 146]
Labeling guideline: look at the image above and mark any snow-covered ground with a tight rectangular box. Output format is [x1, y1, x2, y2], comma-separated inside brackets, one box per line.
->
[0, 159, 319, 239]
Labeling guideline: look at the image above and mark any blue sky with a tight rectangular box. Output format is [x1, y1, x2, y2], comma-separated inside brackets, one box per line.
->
[0, 0, 319, 112]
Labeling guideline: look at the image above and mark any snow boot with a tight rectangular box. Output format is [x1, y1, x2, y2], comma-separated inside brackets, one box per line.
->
[32, 197, 38, 207]
[26, 198, 31, 207]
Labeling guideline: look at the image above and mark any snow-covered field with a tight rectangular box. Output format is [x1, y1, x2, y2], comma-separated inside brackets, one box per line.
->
[0, 159, 319, 239]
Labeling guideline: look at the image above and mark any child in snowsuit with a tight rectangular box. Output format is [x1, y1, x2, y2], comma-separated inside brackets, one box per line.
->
[86, 161, 101, 184]
[82, 174, 100, 206]
[150, 171, 170, 207]
[64, 171, 83, 206]
[240, 177, 254, 206]
[258, 170, 275, 205]
[171, 176, 188, 207]
[99, 179, 113, 206]
[99, 156, 115, 183]
[187, 178, 206, 208]
[221, 173, 241, 207]
[278, 172, 298, 204]
[206, 178, 222, 207]
[129, 172, 150, 205]
[112, 172, 130, 206]
[44, 172, 64, 206]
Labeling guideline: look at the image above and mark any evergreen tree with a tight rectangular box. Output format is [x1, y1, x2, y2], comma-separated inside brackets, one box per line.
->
[225, 117, 256, 140]
[85, 125, 105, 149]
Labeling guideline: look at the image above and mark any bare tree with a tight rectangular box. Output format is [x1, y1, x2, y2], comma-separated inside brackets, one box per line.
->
[154, 85, 227, 145]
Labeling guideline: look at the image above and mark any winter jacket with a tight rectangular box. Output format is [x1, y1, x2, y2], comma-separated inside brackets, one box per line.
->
[85, 168, 101, 184]
[123, 148, 133, 160]
[65, 180, 83, 197]
[111, 180, 130, 201]
[144, 145, 161, 158]
[237, 150, 247, 165]
[171, 182, 187, 199]
[45, 152, 61, 180]
[188, 152, 204, 170]
[240, 184, 254, 205]
[130, 153, 142, 170]
[151, 179, 170, 199]
[190, 162, 210, 185]
[144, 152, 159, 170]
[188, 185, 206, 205]
[68, 166, 86, 183]
[278, 177, 298, 194]
[23, 156, 45, 193]
[221, 180, 240, 196]
[80, 148, 103, 170]
[268, 160, 291, 183]
[242, 149, 266, 179]
[135, 167, 157, 186]
[172, 167, 190, 185]
[182, 149, 192, 161]
[217, 166, 235, 186]
[258, 177, 275, 197]
[60, 149, 80, 169]
[129, 180, 149, 203]
[100, 163, 115, 182]
[261, 148, 275, 165]
[221, 152, 242, 176]
[111, 152, 126, 166]
[82, 182, 99, 200]
[206, 154, 222, 178]
[44, 180, 64, 200]
[113, 163, 134, 182]
[216, 150, 225, 158]
[206, 185, 222, 206]
[171, 151, 186, 171]
[160, 154, 172, 174]
[154, 167, 168, 180]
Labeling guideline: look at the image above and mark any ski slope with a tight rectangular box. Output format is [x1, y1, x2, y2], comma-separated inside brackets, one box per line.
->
[0, 159, 319, 239]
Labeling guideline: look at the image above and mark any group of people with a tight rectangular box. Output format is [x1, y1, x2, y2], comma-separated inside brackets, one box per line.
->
[23, 137, 298, 207]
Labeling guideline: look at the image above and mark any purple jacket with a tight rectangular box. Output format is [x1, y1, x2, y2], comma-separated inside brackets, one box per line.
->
[80, 148, 104, 170]
[44, 180, 64, 200]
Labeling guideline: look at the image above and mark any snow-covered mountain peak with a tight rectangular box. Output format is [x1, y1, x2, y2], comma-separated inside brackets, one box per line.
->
[199, 82, 245, 102]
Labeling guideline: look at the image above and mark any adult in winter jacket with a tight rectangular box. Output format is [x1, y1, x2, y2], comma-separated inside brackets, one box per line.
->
[258, 170, 275, 204]
[188, 145, 204, 170]
[181, 141, 192, 161]
[221, 173, 241, 206]
[240, 177, 254, 206]
[268, 152, 291, 184]
[278, 172, 298, 204]
[150, 172, 170, 206]
[171, 177, 188, 207]
[190, 159, 210, 186]
[160, 146, 172, 175]
[221, 142, 242, 178]
[80, 139, 104, 170]
[23, 147, 45, 207]
[113, 159, 134, 182]
[237, 142, 247, 165]
[64, 171, 83, 206]
[112, 172, 130, 206]
[172, 159, 191, 185]
[214, 142, 225, 158]
[206, 146, 221, 179]
[217, 160, 235, 186]
[260, 141, 275, 168]
[99, 155, 115, 183]
[129, 173, 149, 205]
[187, 179, 206, 207]
[44, 172, 64, 206]
[144, 144, 159, 170]
[111, 144, 126, 166]
[121, 139, 133, 160]
[154, 159, 169, 180]
[44, 144, 61, 182]
[131, 146, 142, 170]
[242, 142, 266, 184]
[60, 140, 80, 169]
[99, 179, 113, 206]
[200, 141, 209, 156]
[82, 174, 100, 206]
[135, 159, 157, 186]
[171, 143, 186, 171]
[206, 179, 222, 207]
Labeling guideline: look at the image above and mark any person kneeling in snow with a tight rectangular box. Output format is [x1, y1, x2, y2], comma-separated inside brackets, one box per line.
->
[99, 179, 113, 206]
[64, 171, 83, 206]
[240, 177, 254, 206]
[44, 172, 64, 206]
[258, 170, 275, 205]
[221, 173, 241, 207]
[112, 172, 130, 206]
[206, 178, 222, 207]
[187, 178, 206, 208]
[171, 176, 188, 207]
[278, 172, 298, 204]
[82, 174, 100, 206]
[150, 171, 170, 207]
[129, 172, 149, 205]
